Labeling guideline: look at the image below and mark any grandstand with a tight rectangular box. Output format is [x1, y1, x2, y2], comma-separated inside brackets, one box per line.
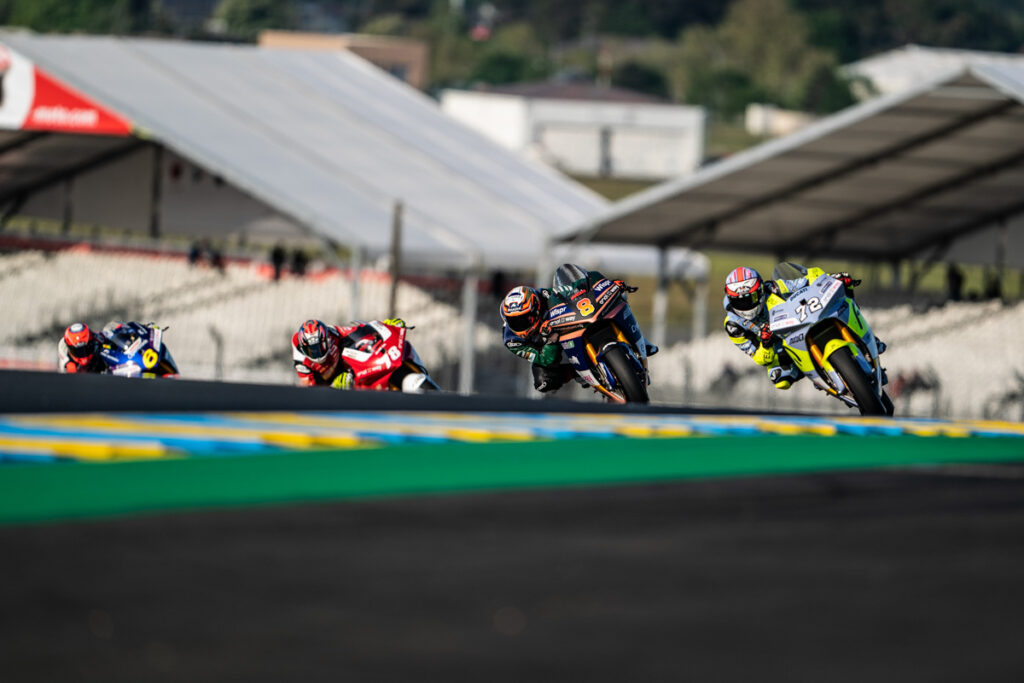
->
[0, 246, 505, 387]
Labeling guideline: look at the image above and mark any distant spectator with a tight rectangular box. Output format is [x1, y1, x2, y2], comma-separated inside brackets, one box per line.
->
[291, 248, 308, 277]
[491, 269, 507, 301]
[946, 263, 964, 302]
[984, 268, 1002, 300]
[271, 242, 286, 281]
[209, 246, 225, 274]
[188, 240, 202, 267]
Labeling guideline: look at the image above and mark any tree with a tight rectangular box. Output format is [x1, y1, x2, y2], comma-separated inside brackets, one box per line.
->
[611, 60, 669, 99]
[212, 0, 297, 40]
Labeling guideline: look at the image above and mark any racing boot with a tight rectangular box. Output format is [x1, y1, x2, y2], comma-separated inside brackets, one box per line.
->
[768, 364, 803, 390]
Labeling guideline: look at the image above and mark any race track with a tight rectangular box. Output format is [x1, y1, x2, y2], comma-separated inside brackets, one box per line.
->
[2, 370, 1024, 682]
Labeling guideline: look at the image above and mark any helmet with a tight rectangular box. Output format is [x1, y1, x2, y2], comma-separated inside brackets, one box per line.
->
[552, 263, 589, 292]
[297, 319, 333, 363]
[64, 323, 96, 360]
[724, 267, 765, 320]
[500, 286, 544, 338]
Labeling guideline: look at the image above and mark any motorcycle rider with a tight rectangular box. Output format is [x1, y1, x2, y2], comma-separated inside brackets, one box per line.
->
[57, 323, 106, 373]
[500, 263, 657, 395]
[723, 265, 883, 389]
[292, 317, 407, 388]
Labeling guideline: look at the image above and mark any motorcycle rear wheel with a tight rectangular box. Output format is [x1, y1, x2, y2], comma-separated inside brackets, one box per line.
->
[603, 346, 649, 404]
[830, 346, 886, 416]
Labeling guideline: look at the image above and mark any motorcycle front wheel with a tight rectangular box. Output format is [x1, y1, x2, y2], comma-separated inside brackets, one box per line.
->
[603, 346, 649, 404]
[830, 346, 886, 416]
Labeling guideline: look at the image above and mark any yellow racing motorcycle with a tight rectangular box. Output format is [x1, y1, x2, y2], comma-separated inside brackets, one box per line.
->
[767, 264, 893, 416]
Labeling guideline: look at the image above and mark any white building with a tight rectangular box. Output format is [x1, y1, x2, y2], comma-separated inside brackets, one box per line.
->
[440, 82, 706, 180]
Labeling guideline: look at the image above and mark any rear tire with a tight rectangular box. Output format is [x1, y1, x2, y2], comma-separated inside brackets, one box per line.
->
[603, 346, 649, 404]
[830, 346, 886, 416]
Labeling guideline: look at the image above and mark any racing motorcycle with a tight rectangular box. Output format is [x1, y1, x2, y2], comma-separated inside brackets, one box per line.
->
[767, 263, 893, 416]
[99, 321, 180, 378]
[546, 265, 650, 404]
[338, 320, 440, 392]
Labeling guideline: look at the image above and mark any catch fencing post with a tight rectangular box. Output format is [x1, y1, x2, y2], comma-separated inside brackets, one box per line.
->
[459, 261, 481, 395]
[388, 200, 403, 319]
[652, 246, 669, 346]
[349, 246, 364, 321]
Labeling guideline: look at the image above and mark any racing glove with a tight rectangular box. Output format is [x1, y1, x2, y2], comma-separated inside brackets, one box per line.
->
[382, 318, 406, 328]
[830, 272, 861, 289]
[614, 279, 639, 293]
[532, 364, 566, 393]
[331, 370, 355, 390]
[759, 323, 776, 344]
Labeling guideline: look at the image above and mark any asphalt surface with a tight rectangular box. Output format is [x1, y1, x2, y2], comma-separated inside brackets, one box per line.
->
[3, 466, 1024, 682]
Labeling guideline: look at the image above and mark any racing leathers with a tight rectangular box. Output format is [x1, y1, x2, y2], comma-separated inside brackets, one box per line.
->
[502, 303, 575, 393]
[292, 319, 407, 388]
[57, 326, 106, 374]
[723, 266, 823, 389]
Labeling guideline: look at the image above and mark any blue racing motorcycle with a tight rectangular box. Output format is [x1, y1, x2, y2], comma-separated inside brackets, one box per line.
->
[99, 321, 180, 378]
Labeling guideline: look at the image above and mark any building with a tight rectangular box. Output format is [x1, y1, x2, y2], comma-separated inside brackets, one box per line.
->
[440, 82, 706, 181]
[259, 30, 429, 90]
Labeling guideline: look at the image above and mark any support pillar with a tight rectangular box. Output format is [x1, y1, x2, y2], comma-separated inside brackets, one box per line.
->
[692, 279, 708, 340]
[459, 263, 480, 395]
[388, 200, 403, 318]
[652, 246, 669, 346]
[149, 145, 163, 239]
[349, 247, 364, 321]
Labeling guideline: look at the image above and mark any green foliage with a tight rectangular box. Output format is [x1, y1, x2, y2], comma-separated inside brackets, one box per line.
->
[470, 51, 546, 85]
[360, 13, 408, 36]
[5, 0, 163, 34]
[213, 0, 297, 40]
[610, 60, 669, 99]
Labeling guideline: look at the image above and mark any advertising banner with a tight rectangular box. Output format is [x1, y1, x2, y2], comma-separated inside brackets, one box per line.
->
[0, 42, 132, 136]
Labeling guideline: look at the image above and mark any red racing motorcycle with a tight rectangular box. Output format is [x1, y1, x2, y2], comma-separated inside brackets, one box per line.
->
[339, 320, 441, 392]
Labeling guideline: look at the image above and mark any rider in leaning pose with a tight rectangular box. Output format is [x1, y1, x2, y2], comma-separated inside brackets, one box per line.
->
[292, 318, 407, 388]
[500, 263, 658, 395]
[722, 265, 883, 389]
[57, 323, 106, 373]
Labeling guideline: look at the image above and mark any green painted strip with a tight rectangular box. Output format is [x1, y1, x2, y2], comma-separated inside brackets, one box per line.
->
[1, 435, 1023, 524]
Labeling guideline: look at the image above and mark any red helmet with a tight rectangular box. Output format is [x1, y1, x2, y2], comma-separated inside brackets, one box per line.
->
[724, 267, 765, 320]
[500, 286, 544, 338]
[63, 323, 96, 360]
[297, 319, 333, 362]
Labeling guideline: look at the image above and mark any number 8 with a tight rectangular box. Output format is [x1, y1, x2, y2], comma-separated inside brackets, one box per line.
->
[577, 298, 595, 316]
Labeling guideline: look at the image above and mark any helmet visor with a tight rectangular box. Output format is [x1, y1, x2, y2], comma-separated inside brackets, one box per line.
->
[505, 311, 539, 335]
[67, 339, 95, 359]
[729, 289, 762, 312]
[302, 337, 329, 362]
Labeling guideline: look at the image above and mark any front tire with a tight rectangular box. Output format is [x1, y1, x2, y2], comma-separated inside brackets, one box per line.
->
[830, 346, 886, 416]
[603, 346, 649, 404]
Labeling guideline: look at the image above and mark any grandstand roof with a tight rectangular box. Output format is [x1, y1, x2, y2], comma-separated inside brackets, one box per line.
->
[569, 63, 1024, 267]
[0, 30, 609, 269]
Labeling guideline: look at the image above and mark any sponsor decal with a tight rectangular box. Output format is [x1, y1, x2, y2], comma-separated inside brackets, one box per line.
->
[593, 278, 612, 293]
[548, 304, 568, 317]
[342, 347, 373, 363]
[368, 321, 392, 339]
[0, 43, 132, 135]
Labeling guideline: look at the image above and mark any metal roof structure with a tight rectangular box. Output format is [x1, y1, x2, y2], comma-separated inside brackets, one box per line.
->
[570, 64, 1024, 268]
[0, 30, 610, 269]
